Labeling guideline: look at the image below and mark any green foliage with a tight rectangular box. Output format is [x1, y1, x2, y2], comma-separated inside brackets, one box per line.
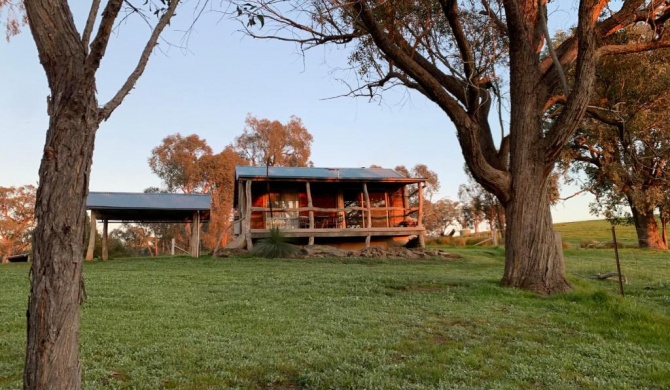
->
[2, 249, 670, 389]
[565, 26, 670, 238]
[250, 227, 298, 258]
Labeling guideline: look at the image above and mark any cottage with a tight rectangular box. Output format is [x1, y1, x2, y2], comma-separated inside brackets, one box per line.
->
[231, 166, 426, 250]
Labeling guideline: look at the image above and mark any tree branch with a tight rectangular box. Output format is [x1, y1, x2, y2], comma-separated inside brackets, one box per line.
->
[81, 0, 102, 54]
[598, 39, 670, 55]
[540, 0, 646, 89]
[543, 0, 603, 168]
[439, 0, 477, 110]
[480, 0, 507, 35]
[585, 106, 623, 128]
[350, 0, 510, 201]
[99, 0, 180, 121]
[84, 0, 123, 77]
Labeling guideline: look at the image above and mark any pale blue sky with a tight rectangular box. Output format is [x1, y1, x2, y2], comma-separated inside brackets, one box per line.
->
[0, 1, 593, 223]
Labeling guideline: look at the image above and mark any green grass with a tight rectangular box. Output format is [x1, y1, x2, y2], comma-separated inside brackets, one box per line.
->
[2, 247, 670, 389]
[554, 219, 639, 247]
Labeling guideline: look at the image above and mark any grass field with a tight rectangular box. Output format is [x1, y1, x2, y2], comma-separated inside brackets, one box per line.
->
[554, 219, 640, 247]
[2, 243, 670, 389]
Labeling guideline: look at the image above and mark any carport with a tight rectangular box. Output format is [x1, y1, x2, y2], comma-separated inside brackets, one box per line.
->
[85, 192, 211, 260]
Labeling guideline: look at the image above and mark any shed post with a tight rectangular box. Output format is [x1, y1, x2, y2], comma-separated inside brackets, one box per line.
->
[337, 188, 345, 228]
[102, 219, 109, 261]
[363, 183, 372, 247]
[190, 211, 200, 258]
[306, 181, 314, 245]
[245, 180, 253, 250]
[418, 182, 426, 248]
[86, 211, 96, 261]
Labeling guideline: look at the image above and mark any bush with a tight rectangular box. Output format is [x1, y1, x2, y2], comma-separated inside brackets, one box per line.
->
[580, 240, 603, 249]
[251, 227, 298, 258]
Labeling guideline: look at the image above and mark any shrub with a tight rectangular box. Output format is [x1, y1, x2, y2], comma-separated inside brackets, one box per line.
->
[580, 240, 603, 249]
[251, 228, 298, 258]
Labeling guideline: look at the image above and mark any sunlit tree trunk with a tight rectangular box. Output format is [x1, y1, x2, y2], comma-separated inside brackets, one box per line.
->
[630, 204, 667, 249]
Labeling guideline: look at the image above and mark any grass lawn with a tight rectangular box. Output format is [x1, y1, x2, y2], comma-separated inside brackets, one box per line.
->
[554, 220, 639, 247]
[1, 248, 670, 389]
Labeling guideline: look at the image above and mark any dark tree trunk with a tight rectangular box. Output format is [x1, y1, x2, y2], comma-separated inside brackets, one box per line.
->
[21, 0, 178, 387]
[22, 2, 101, 387]
[630, 204, 666, 249]
[499, 4, 572, 294]
[23, 88, 98, 389]
[501, 171, 571, 294]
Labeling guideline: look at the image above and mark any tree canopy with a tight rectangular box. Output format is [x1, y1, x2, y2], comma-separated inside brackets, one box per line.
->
[0, 184, 36, 263]
[149, 134, 214, 194]
[566, 27, 670, 249]
[233, 114, 313, 167]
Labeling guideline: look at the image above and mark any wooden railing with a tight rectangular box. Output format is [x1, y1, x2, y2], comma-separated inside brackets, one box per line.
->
[250, 206, 420, 230]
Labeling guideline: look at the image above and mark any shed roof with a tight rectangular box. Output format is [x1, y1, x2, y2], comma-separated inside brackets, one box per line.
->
[86, 192, 211, 223]
[235, 166, 423, 182]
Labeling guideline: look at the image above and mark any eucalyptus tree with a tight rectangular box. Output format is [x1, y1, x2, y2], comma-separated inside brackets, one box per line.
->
[233, 114, 314, 167]
[0, 185, 36, 263]
[237, 0, 670, 294]
[395, 164, 440, 203]
[9, 1, 207, 388]
[566, 27, 670, 249]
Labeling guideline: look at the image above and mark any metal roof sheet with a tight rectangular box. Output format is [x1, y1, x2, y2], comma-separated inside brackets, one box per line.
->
[235, 166, 422, 181]
[86, 192, 211, 211]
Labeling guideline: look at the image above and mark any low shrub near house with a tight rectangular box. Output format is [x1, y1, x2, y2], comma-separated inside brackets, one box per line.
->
[250, 227, 298, 258]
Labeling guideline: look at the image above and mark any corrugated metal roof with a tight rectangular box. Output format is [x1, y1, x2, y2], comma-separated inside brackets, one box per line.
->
[87, 192, 211, 211]
[235, 166, 422, 181]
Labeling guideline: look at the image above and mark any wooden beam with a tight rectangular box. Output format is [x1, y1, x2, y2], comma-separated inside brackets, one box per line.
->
[306, 181, 314, 245]
[249, 226, 426, 238]
[102, 219, 109, 261]
[337, 188, 345, 228]
[86, 211, 96, 261]
[385, 192, 390, 227]
[418, 183, 424, 227]
[245, 180, 253, 250]
[418, 183, 425, 248]
[191, 211, 200, 258]
[363, 183, 371, 229]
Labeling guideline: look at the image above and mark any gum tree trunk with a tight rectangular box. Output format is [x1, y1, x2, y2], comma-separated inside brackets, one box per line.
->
[22, 2, 103, 388]
[23, 86, 98, 389]
[22, 0, 178, 388]
[630, 204, 667, 249]
[502, 169, 571, 294]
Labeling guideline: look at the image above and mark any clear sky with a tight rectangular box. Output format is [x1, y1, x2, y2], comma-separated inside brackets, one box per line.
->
[0, 1, 594, 223]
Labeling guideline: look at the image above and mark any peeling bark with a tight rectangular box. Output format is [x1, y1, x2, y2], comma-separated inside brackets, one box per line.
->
[631, 205, 667, 249]
[22, 0, 180, 388]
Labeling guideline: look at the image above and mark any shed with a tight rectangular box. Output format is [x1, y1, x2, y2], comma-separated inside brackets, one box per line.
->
[86, 192, 211, 259]
[231, 166, 426, 250]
